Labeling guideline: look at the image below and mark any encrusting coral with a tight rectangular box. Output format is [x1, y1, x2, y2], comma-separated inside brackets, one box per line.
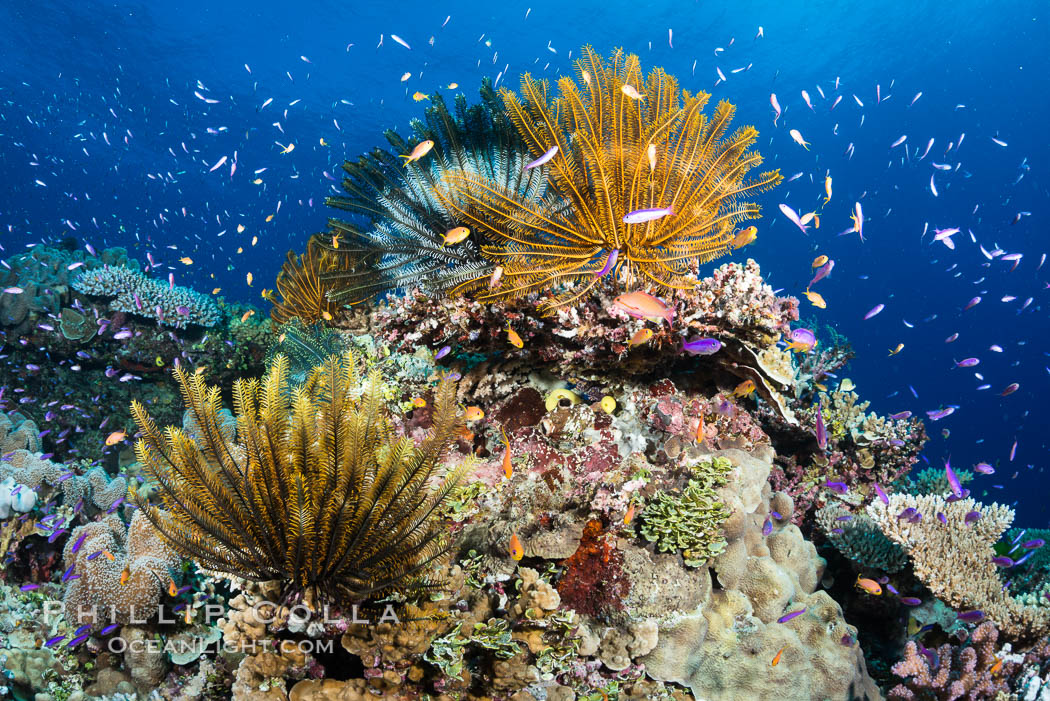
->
[132, 351, 470, 606]
[61, 510, 180, 625]
[868, 493, 1050, 641]
[439, 45, 782, 308]
[72, 264, 221, 327]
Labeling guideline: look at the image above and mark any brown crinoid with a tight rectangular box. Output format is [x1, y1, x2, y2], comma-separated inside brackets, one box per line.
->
[439, 46, 782, 310]
[271, 234, 372, 324]
[132, 352, 470, 606]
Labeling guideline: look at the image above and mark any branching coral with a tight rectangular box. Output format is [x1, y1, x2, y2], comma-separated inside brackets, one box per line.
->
[271, 235, 363, 324]
[439, 46, 781, 309]
[815, 503, 908, 572]
[72, 264, 221, 328]
[132, 351, 471, 606]
[888, 621, 1016, 700]
[322, 78, 550, 302]
[868, 493, 1050, 641]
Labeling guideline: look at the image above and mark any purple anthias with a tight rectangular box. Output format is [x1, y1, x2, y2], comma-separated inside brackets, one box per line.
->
[777, 608, 806, 623]
[944, 459, 963, 498]
[683, 337, 722, 356]
[815, 400, 828, 451]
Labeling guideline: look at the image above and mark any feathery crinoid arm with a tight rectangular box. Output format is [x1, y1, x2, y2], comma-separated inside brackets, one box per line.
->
[133, 350, 467, 606]
[446, 46, 778, 309]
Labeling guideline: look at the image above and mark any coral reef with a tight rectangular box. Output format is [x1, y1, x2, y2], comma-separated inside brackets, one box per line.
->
[440, 46, 781, 308]
[72, 264, 221, 327]
[134, 352, 469, 605]
[869, 493, 1050, 640]
[61, 510, 180, 625]
[889, 621, 1017, 700]
[816, 502, 909, 573]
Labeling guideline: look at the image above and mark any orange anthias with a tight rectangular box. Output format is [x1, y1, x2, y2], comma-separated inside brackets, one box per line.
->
[509, 533, 524, 561]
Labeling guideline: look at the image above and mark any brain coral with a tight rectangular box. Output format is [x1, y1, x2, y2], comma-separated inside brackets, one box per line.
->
[62, 510, 180, 625]
[72, 264, 221, 328]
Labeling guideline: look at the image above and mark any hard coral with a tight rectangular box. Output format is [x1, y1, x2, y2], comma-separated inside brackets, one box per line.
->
[72, 264, 221, 327]
[869, 494, 1050, 641]
[639, 457, 734, 567]
[889, 621, 1016, 700]
[62, 511, 179, 625]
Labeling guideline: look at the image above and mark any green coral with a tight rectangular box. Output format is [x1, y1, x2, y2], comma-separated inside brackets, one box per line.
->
[895, 466, 974, 496]
[469, 618, 521, 659]
[815, 503, 909, 572]
[424, 618, 522, 680]
[639, 457, 733, 567]
[424, 622, 469, 679]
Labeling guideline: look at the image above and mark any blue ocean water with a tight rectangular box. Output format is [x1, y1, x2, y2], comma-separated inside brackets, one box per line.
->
[0, 1, 1046, 519]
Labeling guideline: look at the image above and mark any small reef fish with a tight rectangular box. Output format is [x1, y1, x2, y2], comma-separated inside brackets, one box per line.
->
[733, 380, 756, 397]
[771, 646, 787, 667]
[623, 206, 673, 224]
[785, 328, 817, 353]
[620, 84, 645, 100]
[815, 400, 828, 450]
[850, 202, 865, 241]
[624, 502, 636, 526]
[105, 431, 126, 446]
[732, 226, 757, 248]
[856, 576, 883, 595]
[789, 129, 810, 149]
[805, 290, 827, 308]
[864, 304, 885, 320]
[506, 326, 524, 348]
[808, 259, 834, 288]
[777, 608, 806, 623]
[683, 337, 722, 356]
[888, 343, 904, 356]
[824, 177, 832, 205]
[525, 145, 559, 170]
[613, 291, 674, 326]
[464, 406, 484, 421]
[945, 459, 963, 498]
[500, 426, 513, 479]
[629, 328, 653, 346]
[442, 227, 470, 246]
[400, 139, 434, 167]
[812, 255, 829, 268]
[779, 203, 809, 234]
[509, 533, 524, 561]
[594, 249, 618, 277]
[412, 91, 429, 101]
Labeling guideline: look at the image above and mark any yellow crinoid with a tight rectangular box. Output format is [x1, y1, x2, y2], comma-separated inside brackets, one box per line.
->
[439, 46, 781, 310]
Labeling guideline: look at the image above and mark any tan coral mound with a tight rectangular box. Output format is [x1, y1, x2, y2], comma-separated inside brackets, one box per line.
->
[62, 511, 180, 625]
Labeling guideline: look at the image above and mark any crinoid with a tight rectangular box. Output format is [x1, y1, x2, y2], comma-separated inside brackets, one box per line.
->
[439, 46, 782, 310]
[270, 234, 371, 324]
[320, 78, 553, 303]
[131, 352, 470, 606]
